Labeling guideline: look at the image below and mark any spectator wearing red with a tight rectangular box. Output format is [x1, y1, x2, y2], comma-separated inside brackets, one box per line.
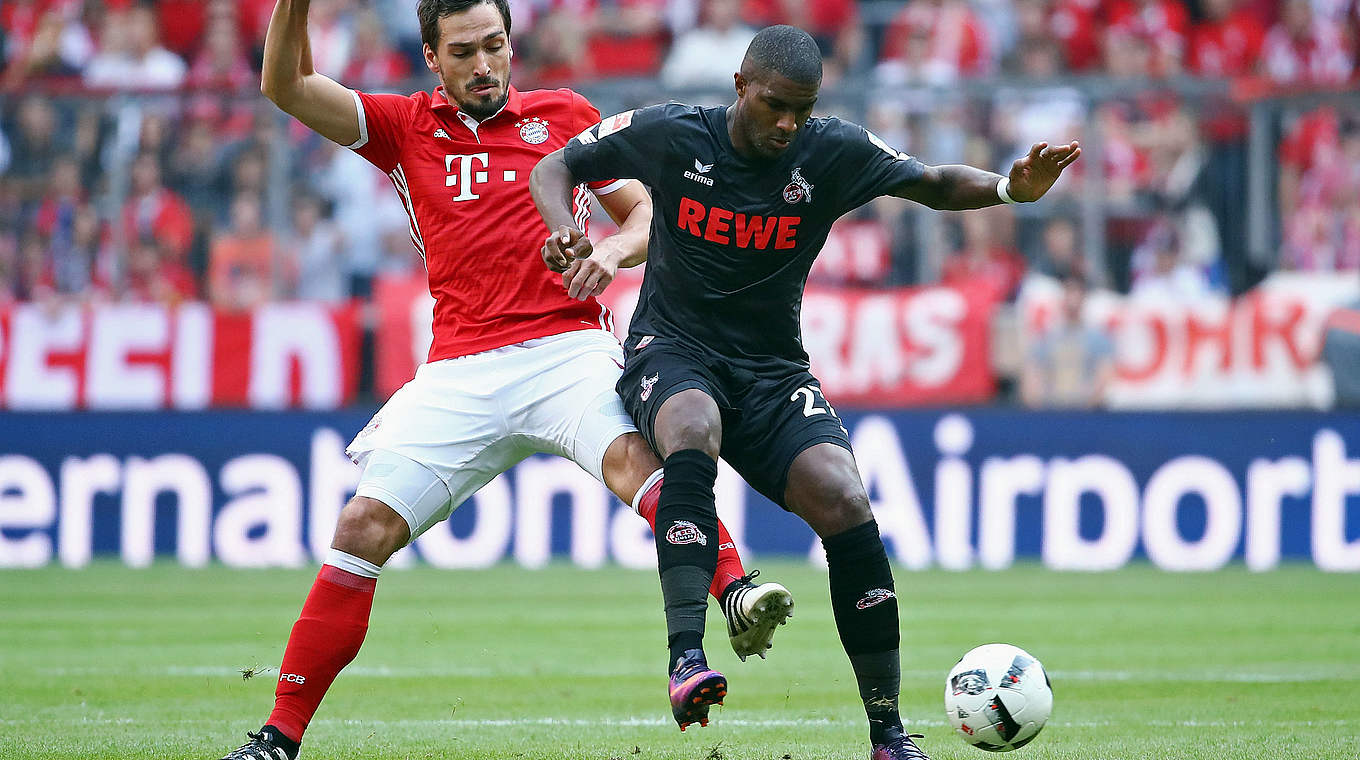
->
[188, 14, 256, 91]
[155, 0, 206, 59]
[1050, 0, 1101, 71]
[121, 152, 194, 263]
[209, 193, 282, 311]
[589, 0, 670, 78]
[1189, 0, 1267, 77]
[1105, 0, 1190, 76]
[123, 233, 197, 304]
[1259, 0, 1355, 86]
[879, 0, 992, 82]
[942, 206, 1027, 301]
[742, 0, 861, 75]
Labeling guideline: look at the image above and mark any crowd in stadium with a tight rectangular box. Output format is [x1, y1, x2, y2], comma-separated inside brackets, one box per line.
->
[0, 0, 1357, 310]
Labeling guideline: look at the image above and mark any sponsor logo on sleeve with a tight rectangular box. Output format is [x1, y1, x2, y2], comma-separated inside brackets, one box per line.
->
[597, 110, 636, 138]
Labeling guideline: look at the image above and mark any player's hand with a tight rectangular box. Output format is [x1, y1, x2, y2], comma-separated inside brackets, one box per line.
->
[542, 225, 592, 273]
[562, 235, 624, 301]
[1007, 141, 1081, 202]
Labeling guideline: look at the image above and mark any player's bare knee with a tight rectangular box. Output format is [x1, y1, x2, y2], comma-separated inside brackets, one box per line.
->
[331, 496, 409, 566]
[812, 487, 874, 537]
[655, 391, 722, 458]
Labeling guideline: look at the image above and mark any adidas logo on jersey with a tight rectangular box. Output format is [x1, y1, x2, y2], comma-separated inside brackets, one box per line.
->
[433, 128, 450, 139]
[685, 158, 716, 186]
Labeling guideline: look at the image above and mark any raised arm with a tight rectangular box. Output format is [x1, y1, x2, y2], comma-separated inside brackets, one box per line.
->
[260, 0, 361, 146]
[894, 141, 1081, 210]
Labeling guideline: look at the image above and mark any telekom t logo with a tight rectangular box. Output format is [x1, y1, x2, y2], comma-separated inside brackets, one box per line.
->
[446, 152, 490, 201]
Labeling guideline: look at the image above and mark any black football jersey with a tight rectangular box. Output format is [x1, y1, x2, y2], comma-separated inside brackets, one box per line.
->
[564, 103, 926, 369]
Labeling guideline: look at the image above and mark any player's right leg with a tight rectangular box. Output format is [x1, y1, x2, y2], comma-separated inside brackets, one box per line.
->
[599, 432, 793, 661]
[221, 458, 443, 760]
[221, 358, 513, 759]
[525, 330, 792, 661]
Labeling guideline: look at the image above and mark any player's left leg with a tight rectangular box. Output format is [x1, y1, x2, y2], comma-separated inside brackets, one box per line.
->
[782, 444, 929, 760]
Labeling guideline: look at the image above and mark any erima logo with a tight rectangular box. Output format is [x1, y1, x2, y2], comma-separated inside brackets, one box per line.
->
[665, 520, 708, 546]
[640, 372, 659, 401]
[855, 588, 895, 610]
[684, 161, 715, 187]
[433, 128, 450, 139]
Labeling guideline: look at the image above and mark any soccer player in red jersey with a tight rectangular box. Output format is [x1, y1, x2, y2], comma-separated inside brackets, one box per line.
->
[217, 2, 794, 759]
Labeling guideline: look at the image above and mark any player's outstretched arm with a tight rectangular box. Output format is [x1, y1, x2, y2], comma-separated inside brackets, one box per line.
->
[260, 0, 360, 147]
[894, 141, 1080, 210]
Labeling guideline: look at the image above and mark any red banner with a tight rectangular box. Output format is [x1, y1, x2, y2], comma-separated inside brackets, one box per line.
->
[374, 272, 998, 406]
[0, 302, 361, 410]
[1018, 273, 1360, 408]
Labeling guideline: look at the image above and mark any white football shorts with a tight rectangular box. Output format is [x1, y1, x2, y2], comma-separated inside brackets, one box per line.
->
[347, 329, 637, 541]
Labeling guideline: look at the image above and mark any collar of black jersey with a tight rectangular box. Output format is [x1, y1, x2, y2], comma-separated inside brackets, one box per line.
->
[432, 85, 524, 122]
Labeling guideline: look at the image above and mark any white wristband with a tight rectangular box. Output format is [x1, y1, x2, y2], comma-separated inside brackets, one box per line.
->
[997, 176, 1017, 204]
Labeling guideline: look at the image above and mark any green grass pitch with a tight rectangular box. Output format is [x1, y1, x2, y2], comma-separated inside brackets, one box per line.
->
[2, 562, 1357, 759]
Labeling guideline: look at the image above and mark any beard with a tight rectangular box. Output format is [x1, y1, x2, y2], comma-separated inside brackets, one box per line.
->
[445, 63, 512, 121]
[459, 87, 509, 120]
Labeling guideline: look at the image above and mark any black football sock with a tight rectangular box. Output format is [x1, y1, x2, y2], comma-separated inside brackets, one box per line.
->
[655, 449, 720, 671]
[823, 520, 903, 744]
[258, 724, 300, 760]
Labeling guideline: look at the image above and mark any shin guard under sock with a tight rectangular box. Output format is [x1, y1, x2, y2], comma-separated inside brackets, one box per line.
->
[266, 563, 377, 743]
[635, 472, 746, 601]
[823, 520, 903, 743]
[654, 450, 719, 669]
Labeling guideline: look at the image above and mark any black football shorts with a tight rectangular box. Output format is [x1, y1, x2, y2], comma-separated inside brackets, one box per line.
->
[616, 334, 853, 507]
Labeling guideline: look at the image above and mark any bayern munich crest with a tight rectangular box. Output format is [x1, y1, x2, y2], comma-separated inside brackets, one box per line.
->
[783, 166, 814, 204]
[517, 116, 550, 144]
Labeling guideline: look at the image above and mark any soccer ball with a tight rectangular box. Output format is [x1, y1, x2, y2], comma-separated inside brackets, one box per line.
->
[943, 643, 1053, 752]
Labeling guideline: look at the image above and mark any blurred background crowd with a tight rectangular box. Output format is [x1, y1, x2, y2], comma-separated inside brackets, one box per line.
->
[1, 0, 1358, 404]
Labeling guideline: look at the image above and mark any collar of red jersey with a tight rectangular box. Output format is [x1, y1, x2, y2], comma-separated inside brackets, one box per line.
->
[432, 85, 524, 123]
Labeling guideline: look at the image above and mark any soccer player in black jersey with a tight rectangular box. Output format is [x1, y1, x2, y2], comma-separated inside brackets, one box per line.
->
[530, 24, 1079, 760]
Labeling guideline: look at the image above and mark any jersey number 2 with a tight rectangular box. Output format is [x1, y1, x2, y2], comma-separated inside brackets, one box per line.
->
[791, 385, 849, 434]
[792, 385, 838, 418]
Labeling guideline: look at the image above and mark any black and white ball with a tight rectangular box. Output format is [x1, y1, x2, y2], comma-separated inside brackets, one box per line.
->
[944, 643, 1053, 752]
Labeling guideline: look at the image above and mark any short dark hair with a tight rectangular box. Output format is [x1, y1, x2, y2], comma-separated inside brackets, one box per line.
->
[742, 25, 822, 85]
[418, 0, 512, 50]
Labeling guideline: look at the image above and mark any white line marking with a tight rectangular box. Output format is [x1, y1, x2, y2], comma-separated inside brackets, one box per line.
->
[32, 665, 1360, 684]
[6, 716, 1350, 730]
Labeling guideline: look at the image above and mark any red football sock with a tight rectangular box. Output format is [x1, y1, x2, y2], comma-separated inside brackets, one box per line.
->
[636, 476, 746, 600]
[266, 564, 377, 743]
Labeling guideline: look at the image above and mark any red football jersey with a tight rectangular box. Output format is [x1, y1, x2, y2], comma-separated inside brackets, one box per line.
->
[348, 85, 624, 362]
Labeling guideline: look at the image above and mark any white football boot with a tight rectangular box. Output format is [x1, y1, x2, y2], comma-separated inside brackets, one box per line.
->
[721, 571, 795, 661]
